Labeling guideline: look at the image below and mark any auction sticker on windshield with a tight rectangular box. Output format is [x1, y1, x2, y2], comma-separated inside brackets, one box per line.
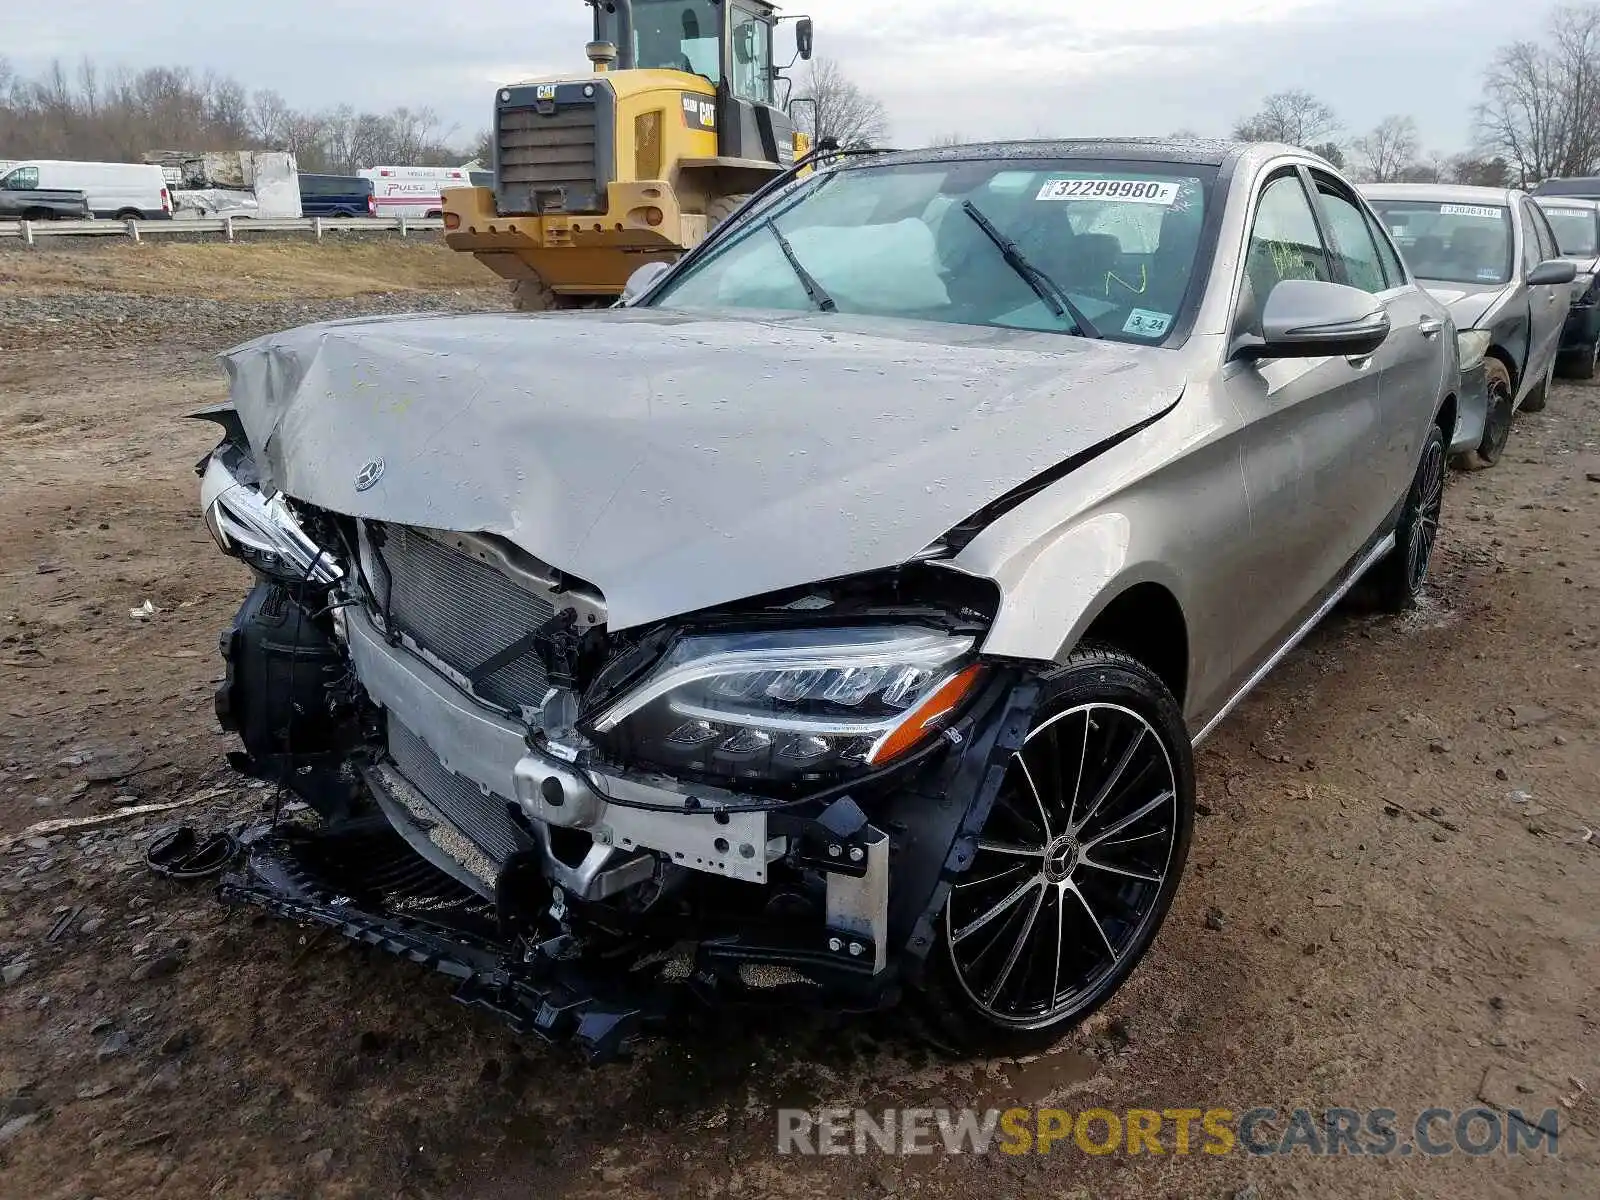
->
[1439, 204, 1503, 219]
[1037, 179, 1178, 204]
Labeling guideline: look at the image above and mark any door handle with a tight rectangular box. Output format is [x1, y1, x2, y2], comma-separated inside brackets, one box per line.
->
[1419, 318, 1444, 337]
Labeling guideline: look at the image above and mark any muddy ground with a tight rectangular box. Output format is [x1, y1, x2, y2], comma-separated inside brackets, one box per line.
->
[0, 239, 1596, 1199]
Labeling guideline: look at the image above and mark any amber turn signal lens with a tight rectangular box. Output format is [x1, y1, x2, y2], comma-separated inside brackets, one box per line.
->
[867, 664, 985, 766]
[442, 212, 461, 231]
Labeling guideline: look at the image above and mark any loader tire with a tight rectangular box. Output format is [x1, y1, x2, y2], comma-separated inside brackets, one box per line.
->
[706, 194, 752, 231]
[510, 276, 558, 312]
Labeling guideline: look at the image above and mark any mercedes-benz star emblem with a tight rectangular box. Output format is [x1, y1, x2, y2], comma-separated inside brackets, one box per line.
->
[354, 458, 386, 492]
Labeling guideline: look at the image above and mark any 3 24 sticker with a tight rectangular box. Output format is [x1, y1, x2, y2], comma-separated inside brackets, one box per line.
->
[1123, 308, 1172, 337]
[1037, 178, 1178, 204]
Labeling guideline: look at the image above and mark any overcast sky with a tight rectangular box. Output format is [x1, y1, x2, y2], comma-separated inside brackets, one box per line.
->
[0, 0, 1556, 155]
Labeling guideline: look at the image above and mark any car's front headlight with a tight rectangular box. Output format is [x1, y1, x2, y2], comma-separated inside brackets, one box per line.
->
[1457, 329, 1492, 373]
[201, 450, 341, 584]
[587, 626, 983, 785]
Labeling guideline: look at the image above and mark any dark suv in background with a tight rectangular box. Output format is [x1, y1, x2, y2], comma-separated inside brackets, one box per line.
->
[298, 173, 374, 218]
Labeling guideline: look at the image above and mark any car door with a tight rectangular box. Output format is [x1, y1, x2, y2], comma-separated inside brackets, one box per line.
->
[1310, 172, 1441, 503]
[1225, 169, 1387, 666]
[1519, 199, 1565, 390]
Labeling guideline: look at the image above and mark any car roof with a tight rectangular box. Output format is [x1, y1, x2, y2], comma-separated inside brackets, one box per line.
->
[1361, 182, 1522, 206]
[1533, 194, 1600, 210]
[1533, 177, 1600, 196]
[859, 138, 1319, 172]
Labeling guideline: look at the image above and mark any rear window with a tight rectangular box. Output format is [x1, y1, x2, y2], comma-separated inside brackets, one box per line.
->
[1538, 205, 1599, 256]
[1366, 199, 1513, 285]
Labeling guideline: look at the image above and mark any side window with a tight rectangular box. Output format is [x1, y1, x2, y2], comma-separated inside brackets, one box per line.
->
[3, 166, 39, 190]
[1240, 174, 1332, 327]
[1363, 209, 1407, 286]
[1315, 181, 1389, 292]
[1530, 204, 1560, 262]
[730, 4, 774, 104]
[1518, 204, 1542, 273]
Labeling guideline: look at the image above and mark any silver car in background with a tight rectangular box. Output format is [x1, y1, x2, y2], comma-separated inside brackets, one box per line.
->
[1364, 183, 1576, 468]
[199, 140, 1459, 1059]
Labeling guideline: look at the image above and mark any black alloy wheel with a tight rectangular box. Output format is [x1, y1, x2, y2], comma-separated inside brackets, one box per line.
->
[1371, 423, 1446, 612]
[922, 647, 1195, 1054]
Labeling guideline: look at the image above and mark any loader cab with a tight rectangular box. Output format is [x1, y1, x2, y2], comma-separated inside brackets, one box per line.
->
[591, 0, 811, 168]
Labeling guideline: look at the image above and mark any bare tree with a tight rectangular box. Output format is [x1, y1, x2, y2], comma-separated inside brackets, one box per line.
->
[929, 132, 966, 147]
[0, 57, 477, 170]
[1352, 115, 1421, 182]
[1477, 4, 1600, 184]
[1233, 90, 1340, 147]
[1307, 141, 1347, 170]
[1449, 154, 1514, 186]
[791, 57, 888, 149]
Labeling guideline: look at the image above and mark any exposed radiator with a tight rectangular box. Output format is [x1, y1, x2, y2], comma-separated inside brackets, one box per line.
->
[385, 714, 524, 867]
[371, 524, 554, 716]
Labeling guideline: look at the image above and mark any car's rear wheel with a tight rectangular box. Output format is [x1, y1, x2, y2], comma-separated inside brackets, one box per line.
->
[1521, 356, 1553, 412]
[920, 647, 1195, 1055]
[1370, 423, 1446, 612]
[1454, 357, 1513, 471]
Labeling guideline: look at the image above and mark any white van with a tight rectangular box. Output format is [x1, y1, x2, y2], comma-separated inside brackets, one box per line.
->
[359, 166, 471, 219]
[0, 161, 171, 220]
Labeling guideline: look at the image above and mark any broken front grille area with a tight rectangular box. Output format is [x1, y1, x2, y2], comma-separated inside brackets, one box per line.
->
[364, 523, 555, 717]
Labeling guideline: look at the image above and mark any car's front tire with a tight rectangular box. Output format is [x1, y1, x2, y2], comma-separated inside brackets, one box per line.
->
[1370, 423, 1446, 612]
[919, 646, 1195, 1056]
[1453, 357, 1513, 471]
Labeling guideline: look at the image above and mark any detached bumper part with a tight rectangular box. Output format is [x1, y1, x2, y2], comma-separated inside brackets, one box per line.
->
[219, 822, 648, 1061]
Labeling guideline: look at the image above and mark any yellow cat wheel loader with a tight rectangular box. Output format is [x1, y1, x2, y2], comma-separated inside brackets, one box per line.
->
[443, 0, 815, 310]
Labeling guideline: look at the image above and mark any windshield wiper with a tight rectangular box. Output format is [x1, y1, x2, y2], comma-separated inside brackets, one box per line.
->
[766, 218, 837, 313]
[960, 200, 1100, 338]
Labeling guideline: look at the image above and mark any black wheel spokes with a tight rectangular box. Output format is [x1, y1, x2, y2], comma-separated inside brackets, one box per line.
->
[1408, 442, 1445, 588]
[947, 702, 1179, 1028]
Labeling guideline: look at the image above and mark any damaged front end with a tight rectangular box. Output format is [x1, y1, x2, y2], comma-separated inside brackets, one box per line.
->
[198, 431, 1044, 1060]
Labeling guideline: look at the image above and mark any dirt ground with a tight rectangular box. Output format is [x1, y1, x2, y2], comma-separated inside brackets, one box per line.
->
[0, 239, 1596, 1200]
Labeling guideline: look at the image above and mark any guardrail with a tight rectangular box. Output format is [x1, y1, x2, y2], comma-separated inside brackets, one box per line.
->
[0, 215, 446, 244]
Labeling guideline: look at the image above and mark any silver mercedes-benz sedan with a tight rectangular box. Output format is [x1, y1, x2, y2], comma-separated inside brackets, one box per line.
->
[198, 139, 1458, 1059]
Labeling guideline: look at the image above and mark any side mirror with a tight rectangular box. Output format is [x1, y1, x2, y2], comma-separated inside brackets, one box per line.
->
[621, 261, 672, 305]
[1233, 278, 1391, 361]
[1528, 258, 1578, 286]
[796, 17, 814, 60]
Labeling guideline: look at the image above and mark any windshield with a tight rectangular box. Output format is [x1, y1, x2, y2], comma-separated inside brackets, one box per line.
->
[1539, 206, 1599, 257]
[1367, 200, 1513, 285]
[598, 0, 722, 82]
[649, 158, 1216, 343]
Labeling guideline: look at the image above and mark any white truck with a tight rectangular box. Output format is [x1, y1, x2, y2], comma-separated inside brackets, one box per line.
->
[359, 165, 472, 219]
[0, 161, 171, 219]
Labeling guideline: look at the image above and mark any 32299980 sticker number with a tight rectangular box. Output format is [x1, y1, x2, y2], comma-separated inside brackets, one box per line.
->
[1036, 178, 1179, 204]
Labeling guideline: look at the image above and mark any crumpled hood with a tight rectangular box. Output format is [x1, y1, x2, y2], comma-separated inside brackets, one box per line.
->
[221, 308, 1184, 629]
[1421, 281, 1514, 330]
